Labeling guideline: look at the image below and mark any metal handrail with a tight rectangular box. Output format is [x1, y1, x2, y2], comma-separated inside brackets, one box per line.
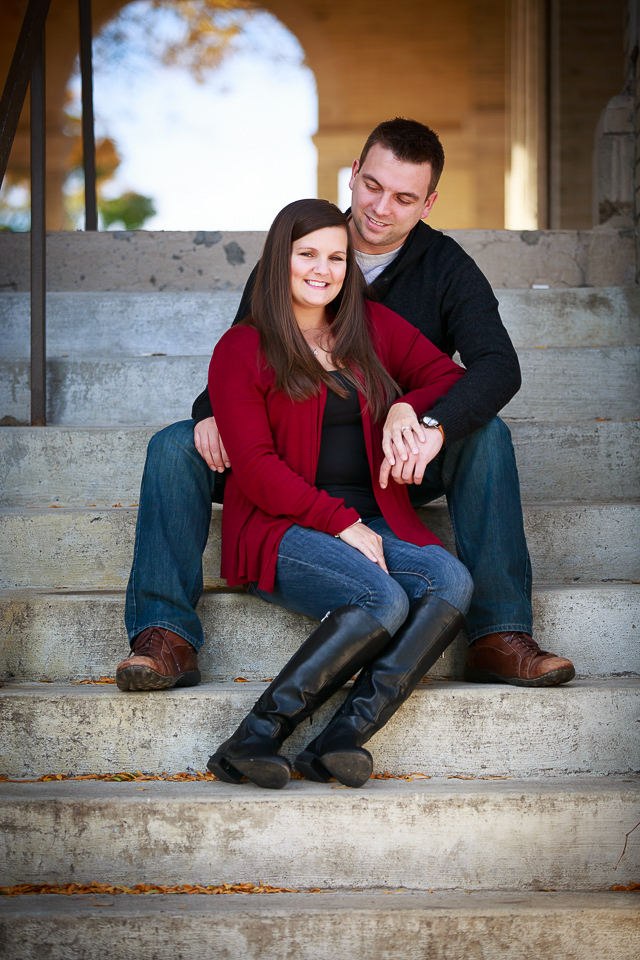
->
[0, 0, 97, 424]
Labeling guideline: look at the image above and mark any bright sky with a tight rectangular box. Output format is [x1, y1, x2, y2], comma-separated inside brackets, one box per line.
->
[69, 3, 318, 230]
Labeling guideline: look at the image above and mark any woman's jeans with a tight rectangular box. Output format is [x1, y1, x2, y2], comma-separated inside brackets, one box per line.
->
[250, 519, 474, 635]
[125, 417, 533, 651]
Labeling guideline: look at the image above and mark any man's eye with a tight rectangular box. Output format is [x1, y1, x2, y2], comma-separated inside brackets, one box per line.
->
[396, 197, 411, 206]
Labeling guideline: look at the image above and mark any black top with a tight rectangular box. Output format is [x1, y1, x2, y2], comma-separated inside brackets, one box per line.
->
[194, 219, 522, 446]
[315, 372, 380, 519]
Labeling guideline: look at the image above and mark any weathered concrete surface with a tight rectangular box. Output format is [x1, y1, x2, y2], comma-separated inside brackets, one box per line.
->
[0, 355, 208, 426]
[3, 347, 638, 425]
[502, 347, 640, 421]
[2, 420, 639, 507]
[0, 231, 266, 294]
[0, 229, 634, 292]
[2, 347, 640, 426]
[495, 286, 640, 347]
[2, 286, 638, 356]
[0, 291, 240, 358]
[0, 778, 638, 889]
[0, 680, 637, 779]
[1, 585, 638, 682]
[1, 503, 638, 590]
[1, 892, 638, 960]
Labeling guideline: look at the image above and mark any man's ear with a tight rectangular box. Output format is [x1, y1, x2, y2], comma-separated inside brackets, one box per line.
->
[348, 159, 360, 191]
[421, 191, 438, 220]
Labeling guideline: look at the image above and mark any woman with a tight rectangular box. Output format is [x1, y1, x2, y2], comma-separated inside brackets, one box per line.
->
[206, 199, 473, 790]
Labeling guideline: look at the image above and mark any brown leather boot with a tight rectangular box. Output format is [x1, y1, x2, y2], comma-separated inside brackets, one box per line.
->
[464, 631, 575, 687]
[115, 627, 201, 691]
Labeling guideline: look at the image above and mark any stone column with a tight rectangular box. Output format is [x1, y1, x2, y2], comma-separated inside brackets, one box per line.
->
[505, 0, 548, 229]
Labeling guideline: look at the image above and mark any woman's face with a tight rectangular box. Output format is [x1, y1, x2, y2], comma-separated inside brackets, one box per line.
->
[290, 226, 348, 318]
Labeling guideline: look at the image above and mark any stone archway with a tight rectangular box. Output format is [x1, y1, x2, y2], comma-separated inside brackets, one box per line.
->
[0, 0, 627, 230]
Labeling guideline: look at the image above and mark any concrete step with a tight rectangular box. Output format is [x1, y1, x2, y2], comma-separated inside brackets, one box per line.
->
[0, 777, 637, 889]
[2, 347, 638, 425]
[0, 679, 637, 779]
[2, 585, 638, 683]
[0, 228, 634, 292]
[2, 420, 639, 507]
[1, 502, 637, 590]
[1, 891, 638, 960]
[1, 287, 638, 356]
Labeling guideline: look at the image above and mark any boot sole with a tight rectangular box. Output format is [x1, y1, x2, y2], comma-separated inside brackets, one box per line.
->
[464, 665, 576, 687]
[318, 749, 373, 789]
[207, 753, 245, 784]
[294, 751, 333, 783]
[207, 753, 291, 790]
[115, 665, 201, 692]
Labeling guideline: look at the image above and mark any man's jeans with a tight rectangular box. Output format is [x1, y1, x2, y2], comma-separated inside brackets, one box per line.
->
[125, 417, 532, 651]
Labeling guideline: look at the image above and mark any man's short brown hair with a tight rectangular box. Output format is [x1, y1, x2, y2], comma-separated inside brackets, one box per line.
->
[359, 118, 445, 195]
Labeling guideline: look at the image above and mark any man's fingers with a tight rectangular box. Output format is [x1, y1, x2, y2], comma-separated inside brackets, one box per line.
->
[379, 458, 392, 488]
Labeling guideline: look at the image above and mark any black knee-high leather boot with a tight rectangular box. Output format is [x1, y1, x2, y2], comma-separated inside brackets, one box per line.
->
[207, 605, 390, 789]
[295, 594, 464, 788]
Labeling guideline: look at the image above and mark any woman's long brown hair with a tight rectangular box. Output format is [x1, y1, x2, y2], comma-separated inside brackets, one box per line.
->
[248, 198, 400, 422]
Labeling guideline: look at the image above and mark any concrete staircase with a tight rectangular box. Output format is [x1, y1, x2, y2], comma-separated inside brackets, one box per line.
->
[0, 229, 638, 958]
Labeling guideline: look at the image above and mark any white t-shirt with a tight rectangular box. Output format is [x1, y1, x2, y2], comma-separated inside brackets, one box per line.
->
[355, 246, 402, 284]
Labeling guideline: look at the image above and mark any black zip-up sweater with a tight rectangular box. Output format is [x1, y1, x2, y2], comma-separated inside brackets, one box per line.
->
[191, 219, 521, 445]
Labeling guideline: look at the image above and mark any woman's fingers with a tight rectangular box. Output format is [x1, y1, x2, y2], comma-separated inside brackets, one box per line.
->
[338, 523, 389, 573]
[382, 402, 426, 463]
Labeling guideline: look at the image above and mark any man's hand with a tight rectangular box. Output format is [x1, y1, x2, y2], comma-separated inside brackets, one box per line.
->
[379, 402, 442, 488]
[193, 416, 230, 472]
[338, 521, 389, 573]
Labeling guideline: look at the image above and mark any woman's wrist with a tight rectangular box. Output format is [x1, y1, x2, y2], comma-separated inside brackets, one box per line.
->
[336, 518, 362, 538]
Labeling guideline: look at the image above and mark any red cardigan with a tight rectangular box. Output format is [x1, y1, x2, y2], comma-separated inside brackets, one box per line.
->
[209, 301, 465, 591]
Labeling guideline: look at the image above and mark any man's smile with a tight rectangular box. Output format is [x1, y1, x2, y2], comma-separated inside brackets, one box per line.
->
[365, 214, 390, 228]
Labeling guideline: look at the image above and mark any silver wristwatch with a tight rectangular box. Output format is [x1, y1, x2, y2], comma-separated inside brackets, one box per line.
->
[420, 415, 441, 430]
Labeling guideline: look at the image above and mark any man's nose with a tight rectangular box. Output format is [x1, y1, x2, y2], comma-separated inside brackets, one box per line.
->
[371, 193, 393, 218]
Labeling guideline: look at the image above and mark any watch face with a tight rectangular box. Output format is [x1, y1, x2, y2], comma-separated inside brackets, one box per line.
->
[422, 416, 440, 428]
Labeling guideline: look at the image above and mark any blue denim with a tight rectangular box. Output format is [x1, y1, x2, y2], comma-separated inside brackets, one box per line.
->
[249, 518, 473, 635]
[125, 420, 216, 651]
[125, 416, 532, 650]
[407, 417, 533, 642]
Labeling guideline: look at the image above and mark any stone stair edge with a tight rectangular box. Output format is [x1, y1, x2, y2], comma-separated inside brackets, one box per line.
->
[2, 501, 638, 589]
[1, 891, 637, 960]
[1, 777, 637, 891]
[4, 348, 639, 425]
[2, 582, 638, 681]
[0, 228, 635, 291]
[2, 677, 636, 695]
[1, 680, 637, 780]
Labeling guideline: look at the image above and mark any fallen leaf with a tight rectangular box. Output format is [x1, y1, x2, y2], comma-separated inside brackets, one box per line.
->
[233, 677, 249, 683]
[0, 881, 300, 897]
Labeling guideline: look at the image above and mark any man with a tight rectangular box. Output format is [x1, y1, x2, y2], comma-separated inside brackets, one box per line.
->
[115, 117, 574, 692]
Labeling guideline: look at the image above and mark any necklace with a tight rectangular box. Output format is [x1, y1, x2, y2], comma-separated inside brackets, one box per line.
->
[303, 322, 329, 356]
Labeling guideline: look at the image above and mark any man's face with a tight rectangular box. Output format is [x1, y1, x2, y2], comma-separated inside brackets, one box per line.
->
[349, 143, 438, 254]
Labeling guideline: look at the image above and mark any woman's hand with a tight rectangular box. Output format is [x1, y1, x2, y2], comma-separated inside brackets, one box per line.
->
[379, 402, 442, 488]
[194, 416, 230, 472]
[338, 521, 389, 573]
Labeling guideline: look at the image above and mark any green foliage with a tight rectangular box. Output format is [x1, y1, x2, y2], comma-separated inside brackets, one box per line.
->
[99, 191, 157, 230]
